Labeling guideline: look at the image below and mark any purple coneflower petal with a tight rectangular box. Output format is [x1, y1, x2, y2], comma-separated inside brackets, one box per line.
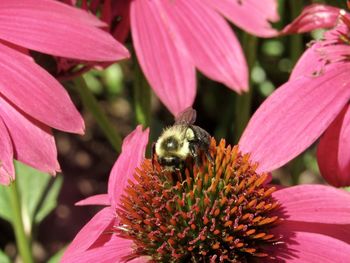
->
[160, 0, 248, 92]
[273, 185, 350, 224]
[0, 117, 14, 185]
[63, 236, 138, 263]
[76, 194, 110, 206]
[289, 42, 325, 80]
[281, 4, 340, 34]
[0, 0, 129, 61]
[277, 220, 350, 244]
[0, 42, 84, 134]
[61, 207, 116, 262]
[239, 64, 350, 172]
[130, 0, 196, 116]
[0, 95, 60, 175]
[317, 105, 350, 187]
[205, 0, 279, 37]
[269, 231, 350, 262]
[107, 126, 149, 208]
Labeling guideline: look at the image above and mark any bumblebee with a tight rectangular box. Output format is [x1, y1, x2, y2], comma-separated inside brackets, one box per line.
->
[154, 107, 212, 171]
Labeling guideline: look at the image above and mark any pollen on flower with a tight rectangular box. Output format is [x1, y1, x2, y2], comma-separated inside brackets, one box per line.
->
[116, 139, 281, 262]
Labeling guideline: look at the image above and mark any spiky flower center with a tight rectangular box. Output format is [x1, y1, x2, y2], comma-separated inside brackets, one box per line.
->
[116, 139, 281, 262]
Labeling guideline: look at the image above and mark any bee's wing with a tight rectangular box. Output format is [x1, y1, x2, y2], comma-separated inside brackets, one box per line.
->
[174, 107, 197, 125]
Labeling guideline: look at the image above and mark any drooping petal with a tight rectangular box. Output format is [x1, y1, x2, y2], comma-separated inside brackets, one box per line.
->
[239, 64, 350, 172]
[0, 116, 14, 185]
[268, 231, 350, 262]
[317, 104, 350, 187]
[272, 185, 350, 224]
[76, 194, 110, 206]
[281, 4, 340, 34]
[205, 0, 279, 37]
[61, 207, 115, 262]
[108, 126, 149, 208]
[0, 95, 60, 175]
[160, 0, 248, 92]
[0, 42, 84, 133]
[62, 235, 138, 263]
[130, 0, 196, 115]
[0, 0, 129, 61]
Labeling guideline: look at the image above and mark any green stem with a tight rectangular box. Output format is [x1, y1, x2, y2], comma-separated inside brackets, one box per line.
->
[234, 34, 258, 143]
[8, 181, 34, 263]
[289, 156, 304, 185]
[290, 0, 303, 65]
[73, 76, 122, 153]
[133, 59, 151, 128]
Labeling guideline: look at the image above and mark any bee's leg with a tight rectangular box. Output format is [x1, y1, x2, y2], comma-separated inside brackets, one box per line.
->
[198, 142, 214, 165]
[189, 142, 201, 167]
[151, 142, 156, 170]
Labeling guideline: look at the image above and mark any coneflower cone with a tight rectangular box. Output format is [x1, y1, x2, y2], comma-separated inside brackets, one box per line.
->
[117, 139, 281, 262]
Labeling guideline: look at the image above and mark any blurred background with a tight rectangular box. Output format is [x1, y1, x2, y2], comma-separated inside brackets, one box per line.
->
[1, 0, 349, 262]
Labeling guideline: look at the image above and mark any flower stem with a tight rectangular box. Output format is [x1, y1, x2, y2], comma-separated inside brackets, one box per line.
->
[73, 76, 122, 153]
[234, 33, 258, 143]
[133, 58, 151, 128]
[290, 0, 303, 65]
[8, 181, 34, 263]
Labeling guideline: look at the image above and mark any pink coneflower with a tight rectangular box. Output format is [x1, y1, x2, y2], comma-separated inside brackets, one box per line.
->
[0, 0, 129, 185]
[61, 126, 350, 262]
[239, 6, 350, 187]
[76, 0, 279, 115]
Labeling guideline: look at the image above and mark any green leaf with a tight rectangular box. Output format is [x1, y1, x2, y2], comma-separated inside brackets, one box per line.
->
[344, 186, 350, 192]
[0, 184, 11, 222]
[34, 175, 63, 224]
[14, 161, 63, 231]
[0, 250, 11, 263]
[47, 247, 66, 263]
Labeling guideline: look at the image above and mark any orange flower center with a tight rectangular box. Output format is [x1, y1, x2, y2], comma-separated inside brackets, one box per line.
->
[116, 139, 281, 262]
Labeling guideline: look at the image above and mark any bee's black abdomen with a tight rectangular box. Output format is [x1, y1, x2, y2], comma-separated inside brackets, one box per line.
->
[158, 155, 182, 167]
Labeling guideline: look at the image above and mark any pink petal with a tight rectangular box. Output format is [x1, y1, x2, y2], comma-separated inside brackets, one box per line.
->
[282, 4, 340, 34]
[160, 0, 248, 92]
[130, 0, 196, 116]
[0, 0, 129, 61]
[0, 95, 60, 175]
[0, 116, 14, 185]
[317, 104, 350, 187]
[291, 25, 350, 80]
[269, 231, 350, 262]
[239, 63, 350, 172]
[0, 42, 84, 133]
[289, 42, 325, 81]
[108, 126, 149, 208]
[61, 207, 115, 262]
[277, 220, 350, 245]
[205, 0, 279, 37]
[62, 235, 138, 263]
[272, 185, 350, 224]
[76, 194, 110, 206]
[129, 257, 151, 263]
